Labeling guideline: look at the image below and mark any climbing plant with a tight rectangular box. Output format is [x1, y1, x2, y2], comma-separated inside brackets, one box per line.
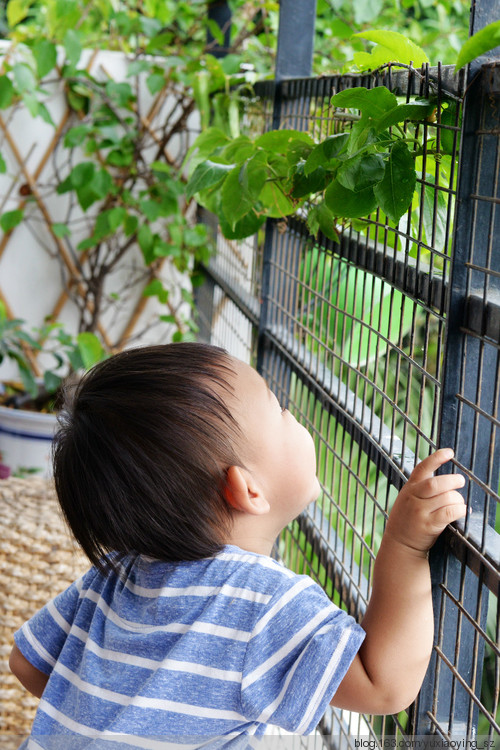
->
[187, 23, 500, 245]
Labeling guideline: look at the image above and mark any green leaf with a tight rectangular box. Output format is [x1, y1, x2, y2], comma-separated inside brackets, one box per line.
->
[106, 148, 134, 167]
[139, 199, 161, 222]
[221, 136, 256, 163]
[17, 361, 38, 399]
[337, 153, 385, 192]
[124, 214, 138, 237]
[331, 86, 398, 121]
[150, 161, 171, 175]
[75, 184, 98, 210]
[64, 124, 92, 148]
[191, 127, 230, 158]
[186, 160, 234, 200]
[304, 133, 349, 175]
[139, 15, 163, 37]
[75, 168, 112, 210]
[0, 209, 24, 232]
[255, 130, 314, 152]
[127, 60, 151, 77]
[43, 371, 62, 394]
[420, 177, 448, 250]
[76, 237, 96, 252]
[21, 92, 39, 118]
[146, 72, 165, 95]
[93, 211, 111, 241]
[59, 161, 95, 190]
[347, 281, 414, 366]
[0, 76, 14, 109]
[455, 20, 500, 72]
[377, 100, 434, 130]
[285, 138, 314, 165]
[67, 347, 84, 372]
[221, 164, 255, 228]
[32, 39, 57, 78]
[52, 223, 71, 238]
[107, 207, 126, 232]
[206, 17, 225, 46]
[37, 102, 55, 127]
[373, 141, 416, 223]
[290, 163, 327, 199]
[353, 0, 382, 25]
[76, 333, 105, 370]
[352, 30, 429, 69]
[439, 102, 461, 155]
[325, 179, 377, 219]
[219, 207, 266, 240]
[143, 279, 168, 303]
[63, 29, 82, 67]
[307, 202, 338, 241]
[259, 180, 295, 218]
[106, 81, 134, 107]
[242, 152, 268, 196]
[193, 70, 210, 130]
[13, 63, 36, 94]
[0, 153, 6, 174]
[6, 0, 33, 27]
[138, 224, 154, 263]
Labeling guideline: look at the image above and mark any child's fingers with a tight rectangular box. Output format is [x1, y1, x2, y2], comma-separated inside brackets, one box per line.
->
[409, 448, 454, 482]
[414, 472, 466, 499]
[430, 495, 468, 526]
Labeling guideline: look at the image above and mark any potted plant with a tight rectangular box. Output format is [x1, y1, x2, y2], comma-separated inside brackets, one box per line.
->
[0, 301, 106, 476]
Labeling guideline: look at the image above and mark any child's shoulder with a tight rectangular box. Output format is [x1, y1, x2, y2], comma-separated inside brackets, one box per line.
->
[87, 546, 323, 609]
[213, 545, 322, 600]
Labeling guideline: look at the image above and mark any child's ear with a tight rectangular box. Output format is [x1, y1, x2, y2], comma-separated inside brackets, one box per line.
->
[224, 465, 270, 516]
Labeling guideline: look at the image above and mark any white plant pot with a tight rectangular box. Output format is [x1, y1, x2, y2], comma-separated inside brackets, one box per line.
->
[0, 405, 57, 478]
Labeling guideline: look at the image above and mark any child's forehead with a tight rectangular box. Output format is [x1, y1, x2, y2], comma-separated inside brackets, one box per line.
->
[228, 356, 270, 398]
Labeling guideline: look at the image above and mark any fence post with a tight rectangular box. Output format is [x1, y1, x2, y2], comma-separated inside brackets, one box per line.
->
[206, 0, 232, 57]
[257, 0, 317, 377]
[414, 0, 500, 737]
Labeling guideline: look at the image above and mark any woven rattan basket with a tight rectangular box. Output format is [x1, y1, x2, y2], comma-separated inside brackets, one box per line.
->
[0, 477, 88, 738]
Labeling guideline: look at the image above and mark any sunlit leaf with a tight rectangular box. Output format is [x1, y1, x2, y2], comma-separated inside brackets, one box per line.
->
[352, 29, 429, 69]
[455, 20, 500, 72]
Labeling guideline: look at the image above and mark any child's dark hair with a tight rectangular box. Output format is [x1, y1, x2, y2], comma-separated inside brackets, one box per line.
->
[52, 343, 241, 571]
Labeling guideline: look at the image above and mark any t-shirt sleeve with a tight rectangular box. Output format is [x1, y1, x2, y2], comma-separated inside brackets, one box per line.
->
[14, 566, 95, 676]
[240, 574, 365, 734]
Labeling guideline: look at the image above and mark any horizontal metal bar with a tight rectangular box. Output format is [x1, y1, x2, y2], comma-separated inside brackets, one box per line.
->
[286, 215, 448, 314]
[465, 291, 500, 344]
[202, 259, 261, 328]
[254, 64, 464, 100]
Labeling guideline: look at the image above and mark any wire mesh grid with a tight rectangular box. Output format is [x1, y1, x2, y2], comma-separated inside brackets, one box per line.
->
[195, 63, 499, 743]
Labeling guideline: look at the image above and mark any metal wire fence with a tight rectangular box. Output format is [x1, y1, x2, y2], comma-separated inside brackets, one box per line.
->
[195, 57, 499, 744]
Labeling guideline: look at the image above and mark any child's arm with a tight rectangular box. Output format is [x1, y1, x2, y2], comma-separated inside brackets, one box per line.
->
[9, 643, 49, 698]
[331, 448, 466, 715]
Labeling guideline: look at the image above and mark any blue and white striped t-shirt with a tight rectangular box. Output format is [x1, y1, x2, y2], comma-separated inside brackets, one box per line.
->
[15, 545, 365, 748]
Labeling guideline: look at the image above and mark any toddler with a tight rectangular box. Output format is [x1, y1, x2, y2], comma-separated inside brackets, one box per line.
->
[9, 343, 467, 747]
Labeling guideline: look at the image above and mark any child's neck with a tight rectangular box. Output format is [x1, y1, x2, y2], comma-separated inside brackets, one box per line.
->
[225, 514, 278, 557]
